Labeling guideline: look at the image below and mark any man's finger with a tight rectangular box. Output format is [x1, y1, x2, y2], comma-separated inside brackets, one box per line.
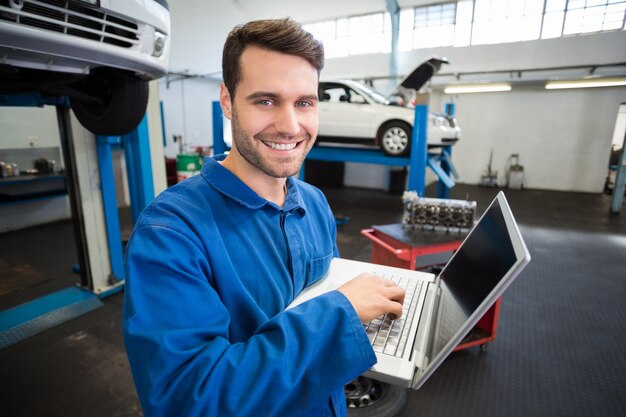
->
[386, 300, 404, 320]
[384, 285, 406, 305]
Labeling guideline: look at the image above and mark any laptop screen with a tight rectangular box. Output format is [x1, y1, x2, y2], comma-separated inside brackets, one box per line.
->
[429, 195, 520, 358]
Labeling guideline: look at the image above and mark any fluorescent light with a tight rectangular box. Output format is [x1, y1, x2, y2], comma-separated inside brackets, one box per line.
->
[545, 78, 626, 90]
[444, 84, 512, 94]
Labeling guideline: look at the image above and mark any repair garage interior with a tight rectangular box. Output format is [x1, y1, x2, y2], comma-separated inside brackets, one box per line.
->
[1, 0, 625, 416]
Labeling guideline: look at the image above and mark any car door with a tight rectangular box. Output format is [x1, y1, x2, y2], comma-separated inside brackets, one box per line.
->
[319, 83, 374, 139]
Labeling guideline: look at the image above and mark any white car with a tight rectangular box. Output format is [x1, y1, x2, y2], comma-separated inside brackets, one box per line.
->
[318, 59, 460, 157]
[0, 0, 170, 135]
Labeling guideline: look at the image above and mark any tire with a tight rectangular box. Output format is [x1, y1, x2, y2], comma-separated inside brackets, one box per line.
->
[378, 121, 412, 157]
[345, 376, 408, 417]
[70, 69, 149, 136]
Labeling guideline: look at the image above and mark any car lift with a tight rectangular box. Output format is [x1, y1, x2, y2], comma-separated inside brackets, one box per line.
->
[211, 101, 458, 198]
[0, 91, 163, 348]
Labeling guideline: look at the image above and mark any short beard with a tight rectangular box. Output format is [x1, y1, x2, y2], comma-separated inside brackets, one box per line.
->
[231, 109, 312, 178]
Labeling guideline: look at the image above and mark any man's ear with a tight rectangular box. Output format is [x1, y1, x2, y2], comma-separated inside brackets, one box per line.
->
[220, 83, 232, 119]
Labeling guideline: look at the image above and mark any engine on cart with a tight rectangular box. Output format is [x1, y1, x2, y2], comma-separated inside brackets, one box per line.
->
[402, 192, 476, 231]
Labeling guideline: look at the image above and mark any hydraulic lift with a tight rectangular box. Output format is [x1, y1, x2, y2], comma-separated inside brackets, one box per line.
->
[212, 101, 459, 198]
[0, 85, 165, 348]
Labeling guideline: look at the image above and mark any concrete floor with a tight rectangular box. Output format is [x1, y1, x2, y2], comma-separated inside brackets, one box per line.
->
[1, 184, 625, 416]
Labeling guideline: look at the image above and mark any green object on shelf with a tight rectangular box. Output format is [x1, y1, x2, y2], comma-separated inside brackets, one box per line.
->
[176, 154, 203, 173]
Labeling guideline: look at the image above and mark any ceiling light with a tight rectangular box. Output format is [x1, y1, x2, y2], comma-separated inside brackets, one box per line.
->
[444, 84, 512, 94]
[545, 77, 626, 90]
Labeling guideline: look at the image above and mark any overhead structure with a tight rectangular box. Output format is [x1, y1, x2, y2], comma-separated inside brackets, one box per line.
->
[386, 0, 400, 91]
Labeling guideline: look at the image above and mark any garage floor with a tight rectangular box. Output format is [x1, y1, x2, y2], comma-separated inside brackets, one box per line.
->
[1, 184, 625, 417]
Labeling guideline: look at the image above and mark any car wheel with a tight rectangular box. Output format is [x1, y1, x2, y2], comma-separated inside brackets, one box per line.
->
[379, 122, 412, 157]
[70, 69, 149, 136]
[345, 376, 407, 417]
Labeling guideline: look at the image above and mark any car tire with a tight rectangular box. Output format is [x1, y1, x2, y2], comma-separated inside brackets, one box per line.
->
[70, 69, 149, 136]
[378, 121, 412, 157]
[345, 376, 408, 417]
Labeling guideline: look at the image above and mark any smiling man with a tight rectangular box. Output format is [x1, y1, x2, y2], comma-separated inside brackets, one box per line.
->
[123, 18, 404, 417]
[220, 44, 318, 204]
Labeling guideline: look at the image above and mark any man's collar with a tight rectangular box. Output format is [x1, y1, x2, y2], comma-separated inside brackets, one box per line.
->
[201, 155, 306, 213]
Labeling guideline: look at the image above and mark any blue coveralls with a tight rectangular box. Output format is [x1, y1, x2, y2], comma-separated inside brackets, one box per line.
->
[123, 156, 376, 417]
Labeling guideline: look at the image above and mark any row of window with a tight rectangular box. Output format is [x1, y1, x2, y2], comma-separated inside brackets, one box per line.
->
[303, 0, 626, 59]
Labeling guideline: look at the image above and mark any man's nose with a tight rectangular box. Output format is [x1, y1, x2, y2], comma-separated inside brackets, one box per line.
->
[275, 106, 300, 136]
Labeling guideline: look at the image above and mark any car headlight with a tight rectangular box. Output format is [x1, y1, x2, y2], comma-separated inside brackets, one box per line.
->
[152, 31, 167, 57]
[432, 116, 444, 127]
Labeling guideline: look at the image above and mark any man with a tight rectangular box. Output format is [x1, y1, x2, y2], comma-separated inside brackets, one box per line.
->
[123, 18, 405, 417]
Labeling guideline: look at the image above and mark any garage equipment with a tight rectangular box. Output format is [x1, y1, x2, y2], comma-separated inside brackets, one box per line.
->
[505, 153, 525, 190]
[176, 153, 203, 182]
[401, 192, 476, 230]
[361, 223, 502, 352]
[480, 150, 498, 187]
[610, 103, 626, 213]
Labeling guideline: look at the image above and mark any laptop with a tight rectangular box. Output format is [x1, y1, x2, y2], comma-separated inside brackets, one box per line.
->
[288, 191, 531, 389]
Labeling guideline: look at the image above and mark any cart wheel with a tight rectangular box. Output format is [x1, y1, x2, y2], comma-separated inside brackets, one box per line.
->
[480, 344, 488, 352]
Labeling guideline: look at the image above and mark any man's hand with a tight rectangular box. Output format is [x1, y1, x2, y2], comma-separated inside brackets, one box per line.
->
[337, 273, 405, 323]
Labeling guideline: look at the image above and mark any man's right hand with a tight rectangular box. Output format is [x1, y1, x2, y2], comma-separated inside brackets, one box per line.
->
[337, 273, 405, 323]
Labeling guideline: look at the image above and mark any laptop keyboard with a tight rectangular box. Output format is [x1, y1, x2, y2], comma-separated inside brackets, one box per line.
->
[365, 274, 424, 358]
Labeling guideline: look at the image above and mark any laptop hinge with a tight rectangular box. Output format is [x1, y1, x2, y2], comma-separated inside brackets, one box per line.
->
[411, 283, 440, 390]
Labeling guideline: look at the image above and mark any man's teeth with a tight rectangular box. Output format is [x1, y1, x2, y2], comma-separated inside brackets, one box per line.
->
[264, 141, 297, 150]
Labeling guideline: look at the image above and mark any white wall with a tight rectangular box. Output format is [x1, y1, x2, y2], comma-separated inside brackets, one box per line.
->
[158, 0, 251, 158]
[0, 106, 60, 150]
[159, 78, 221, 158]
[0, 106, 71, 231]
[0, 82, 166, 232]
[430, 87, 626, 192]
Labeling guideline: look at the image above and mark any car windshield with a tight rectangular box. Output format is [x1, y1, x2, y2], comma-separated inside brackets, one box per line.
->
[352, 82, 389, 105]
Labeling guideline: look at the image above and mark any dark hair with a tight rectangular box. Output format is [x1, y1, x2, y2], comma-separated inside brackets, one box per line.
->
[222, 18, 324, 99]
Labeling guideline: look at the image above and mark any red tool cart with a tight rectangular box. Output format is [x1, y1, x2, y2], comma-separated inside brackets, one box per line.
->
[361, 224, 501, 352]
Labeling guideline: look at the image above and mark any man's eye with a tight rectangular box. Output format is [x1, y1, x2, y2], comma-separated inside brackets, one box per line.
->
[297, 100, 313, 108]
[257, 99, 273, 106]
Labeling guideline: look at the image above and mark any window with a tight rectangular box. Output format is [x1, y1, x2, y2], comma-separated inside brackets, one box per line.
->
[454, 0, 474, 46]
[304, 12, 390, 58]
[563, 0, 626, 35]
[303, 1, 625, 58]
[413, 3, 457, 48]
[541, 0, 567, 39]
[472, 0, 544, 45]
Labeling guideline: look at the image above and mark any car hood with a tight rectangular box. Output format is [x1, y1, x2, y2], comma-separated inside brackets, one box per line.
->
[398, 57, 449, 91]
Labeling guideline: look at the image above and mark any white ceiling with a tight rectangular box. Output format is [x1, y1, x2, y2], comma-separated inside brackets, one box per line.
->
[230, 0, 450, 24]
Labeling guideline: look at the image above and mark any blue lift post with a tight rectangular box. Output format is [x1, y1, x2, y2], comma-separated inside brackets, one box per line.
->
[212, 101, 228, 155]
[96, 135, 125, 282]
[433, 102, 459, 199]
[95, 113, 156, 284]
[122, 114, 155, 225]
